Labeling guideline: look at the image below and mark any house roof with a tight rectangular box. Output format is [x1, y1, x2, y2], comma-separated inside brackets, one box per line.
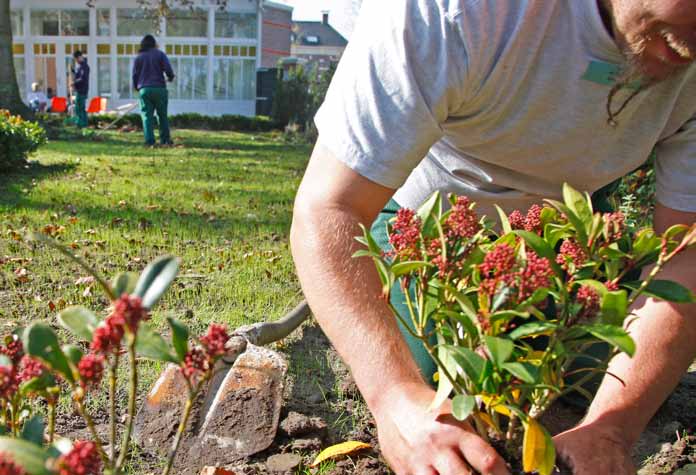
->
[263, 1, 294, 13]
[292, 20, 348, 47]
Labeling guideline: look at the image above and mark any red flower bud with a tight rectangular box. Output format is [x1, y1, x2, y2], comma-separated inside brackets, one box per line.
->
[56, 441, 101, 475]
[111, 294, 149, 333]
[0, 366, 17, 400]
[389, 208, 421, 260]
[90, 314, 125, 355]
[575, 285, 600, 321]
[0, 338, 24, 365]
[200, 324, 230, 359]
[446, 196, 480, 239]
[556, 239, 587, 271]
[181, 347, 208, 383]
[0, 452, 25, 475]
[17, 356, 45, 384]
[507, 210, 525, 230]
[77, 354, 104, 391]
[524, 204, 543, 235]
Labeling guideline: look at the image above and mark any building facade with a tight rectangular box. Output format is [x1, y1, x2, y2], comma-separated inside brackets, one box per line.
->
[290, 12, 347, 73]
[9, 0, 293, 116]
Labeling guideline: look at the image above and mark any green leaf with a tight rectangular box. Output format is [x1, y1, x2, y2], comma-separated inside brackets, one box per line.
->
[562, 183, 593, 232]
[429, 334, 455, 412]
[351, 249, 374, 258]
[637, 280, 696, 303]
[112, 271, 138, 297]
[600, 290, 628, 326]
[20, 415, 45, 446]
[503, 362, 539, 384]
[417, 191, 442, 238]
[391, 261, 431, 277]
[491, 285, 513, 312]
[358, 223, 383, 257]
[508, 322, 557, 340]
[512, 231, 563, 276]
[22, 324, 73, 382]
[581, 324, 636, 357]
[0, 437, 52, 474]
[632, 228, 661, 258]
[451, 394, 476, 422]
[442, 346, 486, 386]
[19, 373, 56, 397]
[58, 306, 99, 342]
[495, 205, 512, 234]
[62, 345, 84, 367]
[0, 355, 11, 367]
[167, 317, 189, 362]
[484, 336, 514, 368]
[133, 255, 180, 309]
[544, 199, 588, 246]
[135, 325, 178, 363]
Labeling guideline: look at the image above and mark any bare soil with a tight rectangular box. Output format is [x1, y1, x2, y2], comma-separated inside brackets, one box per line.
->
[53, 323, 696, 474]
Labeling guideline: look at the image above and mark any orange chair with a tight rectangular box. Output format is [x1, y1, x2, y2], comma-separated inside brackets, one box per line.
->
[87, 97, 108, 114]
[50, 97, 68, 113]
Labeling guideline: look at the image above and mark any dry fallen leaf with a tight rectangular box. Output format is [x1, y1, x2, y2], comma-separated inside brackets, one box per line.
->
[199, 467, 235, 475]
[75, 276, 96, 286]
[310, 441, 371, 467]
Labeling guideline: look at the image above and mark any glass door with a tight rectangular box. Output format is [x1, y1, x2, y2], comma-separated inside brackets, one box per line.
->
[32, 42, 58, 99]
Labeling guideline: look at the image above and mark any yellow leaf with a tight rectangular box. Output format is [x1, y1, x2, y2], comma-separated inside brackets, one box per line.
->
[480, 394, 510, 416]
[311, 441, 371, 467]
[522, 419, 556, 475]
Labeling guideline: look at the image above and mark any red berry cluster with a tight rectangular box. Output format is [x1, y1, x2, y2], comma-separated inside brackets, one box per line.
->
[388, 209, 421, 260]
[112, 294, 149, 333]
[508, 204, 545, 235]
[479, 246, 553, 304]
[575, 285, 600, 321]
[507, 210, 525, 230]
[556, 239, 588, 271]
[0, 338, 24, 365]
[17, 356, 45, 383]
[0, 366, 17, 400]
[56, 441, 101, 475]
[517, 251, 553, 301]
[0, 452, 25, 475]
[182, 347, 208, 383]
[77, 354, 104, 391]
[524, 205, 543, 234]
[90, 315, 124, 356]
[445, 196, 480, 239]
[605, 281, 619, 292]
[603, 212, 625, 242]
[200, 324, 230, 358]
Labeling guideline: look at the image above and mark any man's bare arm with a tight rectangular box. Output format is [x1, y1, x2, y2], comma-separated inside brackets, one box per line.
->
[555, 203, 696, 474]
[291, 143, 509, 475]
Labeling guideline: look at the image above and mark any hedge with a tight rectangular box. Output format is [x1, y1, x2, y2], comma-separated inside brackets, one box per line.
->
[88, 113, 279, 132]
[0, 110, 47, 170]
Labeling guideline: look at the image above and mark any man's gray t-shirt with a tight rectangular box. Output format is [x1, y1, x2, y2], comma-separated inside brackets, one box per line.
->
[314, 0, 696, 217]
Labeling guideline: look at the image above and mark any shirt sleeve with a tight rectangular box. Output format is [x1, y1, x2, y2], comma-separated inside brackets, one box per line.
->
[654, 115, 696, 212]
[314, 0, 468, 189]
[132, 56, 141, 90]
[161, 52, 175, 80]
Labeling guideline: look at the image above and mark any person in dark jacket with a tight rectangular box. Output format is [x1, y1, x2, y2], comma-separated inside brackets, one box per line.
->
[71, 51, 90, 128]
[132, 35, 175, 146]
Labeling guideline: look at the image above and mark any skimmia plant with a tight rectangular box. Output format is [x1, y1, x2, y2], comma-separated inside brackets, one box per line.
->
[0, 237, 231, 475]
[356, 184, 696, 474]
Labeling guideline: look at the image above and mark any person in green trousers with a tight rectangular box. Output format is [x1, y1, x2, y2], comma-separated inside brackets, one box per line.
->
[132, 35, 175, 146]
[71, 51, 89, 128]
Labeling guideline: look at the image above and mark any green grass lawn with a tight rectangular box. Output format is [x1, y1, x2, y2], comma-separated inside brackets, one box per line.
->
[0, 129, 311, 454]
[1, 128, 310, 329]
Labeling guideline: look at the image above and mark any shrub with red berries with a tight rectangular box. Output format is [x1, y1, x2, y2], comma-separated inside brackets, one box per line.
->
[357, 184, 696, 475]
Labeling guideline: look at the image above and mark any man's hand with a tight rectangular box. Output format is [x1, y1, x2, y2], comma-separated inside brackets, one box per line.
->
[374, 382, 510, 475]
[554, 422, 635, 475]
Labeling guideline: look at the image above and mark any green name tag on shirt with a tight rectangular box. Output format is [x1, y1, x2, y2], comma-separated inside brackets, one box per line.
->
[581, 60, 622, 86]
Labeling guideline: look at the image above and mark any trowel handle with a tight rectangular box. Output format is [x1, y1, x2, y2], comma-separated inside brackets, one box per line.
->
[233, 299, 311, 347]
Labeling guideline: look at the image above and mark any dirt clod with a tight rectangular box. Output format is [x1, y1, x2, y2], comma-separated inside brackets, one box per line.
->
[265, 453, 302, 473]
[279, 411, 327, 438]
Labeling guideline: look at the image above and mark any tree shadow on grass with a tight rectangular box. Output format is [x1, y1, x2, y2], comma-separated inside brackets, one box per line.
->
[0, 162, 77, 208]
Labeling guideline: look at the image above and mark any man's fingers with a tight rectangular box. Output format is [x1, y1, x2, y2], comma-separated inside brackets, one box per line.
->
[432, 449, 473, 475]
[458, 432, 510, 475]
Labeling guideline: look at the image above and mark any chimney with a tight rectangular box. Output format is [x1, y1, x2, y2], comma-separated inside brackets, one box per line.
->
[321, 10, 329, 25]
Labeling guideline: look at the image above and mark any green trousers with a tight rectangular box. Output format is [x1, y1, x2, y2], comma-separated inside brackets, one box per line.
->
[371, 198, 610, 407]
[74, 93, 88, 128]
[138, 87, 171, 145]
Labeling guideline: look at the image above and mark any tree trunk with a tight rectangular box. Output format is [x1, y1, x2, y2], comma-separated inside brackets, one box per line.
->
[0, 0, 31, 118]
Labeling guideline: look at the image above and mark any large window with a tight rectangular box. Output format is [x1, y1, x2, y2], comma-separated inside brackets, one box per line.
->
[117, 9, 157, 37]
[97, 44, 112, 97]
[31, 9, 89, 36]
[97, 9, 111, 36]
[213, 59, 255, 100]
[117, 57, 135, 99]
[167, 9, 208, 37]
[13, 44, 26, 100]
[169, 57, 208, 99]
[11, 10, 23, 37]
[215, 12, 257, 39]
